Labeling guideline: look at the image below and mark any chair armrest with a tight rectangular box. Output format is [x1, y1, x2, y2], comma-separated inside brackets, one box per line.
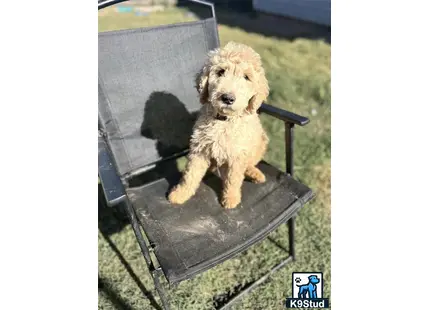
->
[98, 136, 126, 207]
[258, 103, 310, 126]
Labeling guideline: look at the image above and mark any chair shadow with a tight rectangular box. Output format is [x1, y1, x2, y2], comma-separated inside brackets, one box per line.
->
[267, 236, 289, 253]
[212, 236, 290, 309]
[177, 1, 331, 44]
[99, 275, 135, 310]
[99, 230, 163, 310]
[98, 192, 161, 309]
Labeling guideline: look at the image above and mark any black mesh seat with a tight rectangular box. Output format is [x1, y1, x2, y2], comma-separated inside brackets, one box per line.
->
[127, 161, 313, 285]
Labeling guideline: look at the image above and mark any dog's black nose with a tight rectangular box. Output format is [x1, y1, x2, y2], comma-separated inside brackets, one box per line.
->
[221, 93, 235, 105]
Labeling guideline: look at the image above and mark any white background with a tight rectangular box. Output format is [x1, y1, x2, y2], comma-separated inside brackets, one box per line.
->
[0, 0, 429, 309]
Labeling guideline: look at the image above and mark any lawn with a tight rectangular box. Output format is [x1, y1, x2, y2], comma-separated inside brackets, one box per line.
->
[98, 5, 331, 310]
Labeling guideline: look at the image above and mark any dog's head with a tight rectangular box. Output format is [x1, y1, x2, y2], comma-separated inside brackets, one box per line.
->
[195, 42, 269, 116]
[308, 275, 320, 284]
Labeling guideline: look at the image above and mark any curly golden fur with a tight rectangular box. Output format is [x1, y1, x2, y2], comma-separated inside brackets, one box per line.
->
[168, 42, 270, 209]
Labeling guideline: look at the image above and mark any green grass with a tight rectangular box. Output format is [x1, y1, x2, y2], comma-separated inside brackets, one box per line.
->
[99, 7, 331, 310]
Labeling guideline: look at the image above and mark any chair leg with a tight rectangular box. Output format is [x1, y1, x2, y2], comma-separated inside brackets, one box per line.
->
[122, 199, 171, 310]
[288, 216, 296, 261]
[153, 269, 171, 310]
[218, 256, 293, 310]
[285, 121, 297, 261]
[217, 216, 297, 310]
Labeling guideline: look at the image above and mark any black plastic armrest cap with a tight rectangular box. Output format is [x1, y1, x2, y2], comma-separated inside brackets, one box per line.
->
[258, 103, 310, 126]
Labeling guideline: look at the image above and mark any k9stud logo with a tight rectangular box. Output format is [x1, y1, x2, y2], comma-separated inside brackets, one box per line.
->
[285, 272, 330, 308]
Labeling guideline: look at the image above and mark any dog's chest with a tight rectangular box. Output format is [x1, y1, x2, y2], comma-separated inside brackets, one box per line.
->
[191, 118, 257, 163]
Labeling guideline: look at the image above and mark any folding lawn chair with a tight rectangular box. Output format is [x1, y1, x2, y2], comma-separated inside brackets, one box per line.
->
[98, 0, 314, 308]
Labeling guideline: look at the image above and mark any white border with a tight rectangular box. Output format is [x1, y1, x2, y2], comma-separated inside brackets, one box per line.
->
[332, 0, 430, 309]
[0, 1, 97, 309]
[1, 0, 430, 309]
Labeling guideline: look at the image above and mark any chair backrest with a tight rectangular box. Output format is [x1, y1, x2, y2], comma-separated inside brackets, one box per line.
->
[98, 4, 219, 177]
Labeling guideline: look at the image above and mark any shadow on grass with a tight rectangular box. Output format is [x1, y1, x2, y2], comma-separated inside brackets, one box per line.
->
[267, 236, 289, 253]
[177, 0, 330, 44]
[99, 230, 163, 310]
[212, 282, 248, 309]
[212, 231, 292, 309]
[98, 188, 161, 309]
[99, 275, 135, 310]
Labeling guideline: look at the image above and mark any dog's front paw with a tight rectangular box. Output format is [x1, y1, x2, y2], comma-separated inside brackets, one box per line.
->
[222, 192, 241, 209]
[251, 172, 265, 184]
[168, 185, 192, 205]
[245, 167, 266, 184]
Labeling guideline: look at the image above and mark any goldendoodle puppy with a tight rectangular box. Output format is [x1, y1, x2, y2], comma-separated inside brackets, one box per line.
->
[168, 42, 270, 209]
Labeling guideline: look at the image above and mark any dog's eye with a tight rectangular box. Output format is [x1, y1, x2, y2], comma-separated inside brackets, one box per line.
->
[217, 69, 225, 77]
[244, 75, 250, 81]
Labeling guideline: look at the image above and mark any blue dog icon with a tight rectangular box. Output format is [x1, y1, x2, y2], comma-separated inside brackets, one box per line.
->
[296, 275, 320, 299]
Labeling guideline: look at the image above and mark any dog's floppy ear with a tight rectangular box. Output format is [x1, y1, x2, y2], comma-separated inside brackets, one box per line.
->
[247, 68, 269, 114]
[195, 63, 210, 104]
